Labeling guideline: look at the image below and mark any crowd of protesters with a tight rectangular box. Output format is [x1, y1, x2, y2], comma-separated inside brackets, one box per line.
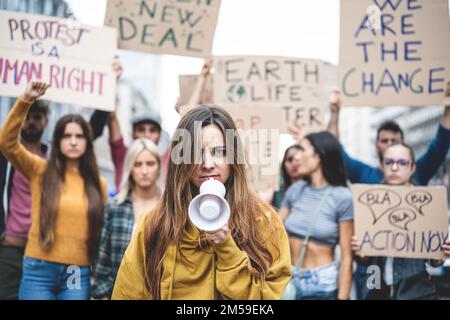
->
[0, 58, 450, 301]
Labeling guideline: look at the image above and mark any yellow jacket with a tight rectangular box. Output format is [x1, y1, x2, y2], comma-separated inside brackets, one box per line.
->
[112, 206, 291, 300]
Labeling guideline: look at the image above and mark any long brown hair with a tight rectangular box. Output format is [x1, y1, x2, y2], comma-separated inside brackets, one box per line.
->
[144, 106, 280, 299]
[39, 114, 104, 263]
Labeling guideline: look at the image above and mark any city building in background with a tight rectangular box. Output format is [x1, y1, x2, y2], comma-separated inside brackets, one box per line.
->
[339, 107, 375, 165]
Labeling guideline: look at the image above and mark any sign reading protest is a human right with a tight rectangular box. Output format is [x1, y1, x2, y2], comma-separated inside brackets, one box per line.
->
[0, 10, 117, 111]
[213, 56, 327, 133]
[352, 184, 449, 260]
[105, 0, 221, 58]
[339, 0, 450, 107]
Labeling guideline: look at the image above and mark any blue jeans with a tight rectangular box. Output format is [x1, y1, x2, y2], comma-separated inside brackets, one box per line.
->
[19, 256, 90, 300]
[354, 263, 366, 300]
[292, 262, 339, 300]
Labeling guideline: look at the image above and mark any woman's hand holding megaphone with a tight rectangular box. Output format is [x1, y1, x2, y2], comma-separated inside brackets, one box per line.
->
[205, 224, 229, 245]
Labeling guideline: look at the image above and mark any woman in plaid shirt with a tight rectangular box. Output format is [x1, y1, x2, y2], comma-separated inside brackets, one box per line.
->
[91, 138, 161, 299]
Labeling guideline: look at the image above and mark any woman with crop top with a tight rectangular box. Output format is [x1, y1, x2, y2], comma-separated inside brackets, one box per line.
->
[279, 131, 354, 300]
[91, 138, 161, 299]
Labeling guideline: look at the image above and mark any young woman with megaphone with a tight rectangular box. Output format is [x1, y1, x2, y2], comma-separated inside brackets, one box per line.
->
[111, 105, 291, 300]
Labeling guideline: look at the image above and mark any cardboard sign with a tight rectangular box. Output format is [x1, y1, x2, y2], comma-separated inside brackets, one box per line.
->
[276, 103, 326, 133]
[214, 55, 326, 104]
[178, 73, 214, 106]
[352, 184, 449, 259]
[339, 0, 450, 107]
[0, 10, 117, 111]
[444, 96, 450, 106]
[213, 56, 327, 132]
[105, 0, 221, 58]
[221, 106, 281, 192]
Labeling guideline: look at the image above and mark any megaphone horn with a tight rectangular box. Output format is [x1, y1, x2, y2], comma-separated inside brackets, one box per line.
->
[188, 178, 230, 232]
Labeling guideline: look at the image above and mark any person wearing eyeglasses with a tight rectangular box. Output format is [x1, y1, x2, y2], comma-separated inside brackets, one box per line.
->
[351, 143, 450, 300]
[321, 82, 450, 299]
[325, 82, 450, 186]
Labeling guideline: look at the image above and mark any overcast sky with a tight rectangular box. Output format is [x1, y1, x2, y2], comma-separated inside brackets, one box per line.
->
[66, 0, 340, 135]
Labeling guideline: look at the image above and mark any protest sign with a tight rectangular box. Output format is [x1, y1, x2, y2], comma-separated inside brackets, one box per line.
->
[178, 73, 214, 106]
[105, 0, 221, 58]
[0, 10, 117, 111]
[213, 56, 327, 132]
[444, 96, 450, 106]
[352, 184, 449, 259]
[221, 106, 281, 192]
[339, 0, 450, 106]
[277, 103, 326, 133]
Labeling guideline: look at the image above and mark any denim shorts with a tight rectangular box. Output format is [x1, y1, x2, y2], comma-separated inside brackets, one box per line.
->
[292, 261, 339, 300]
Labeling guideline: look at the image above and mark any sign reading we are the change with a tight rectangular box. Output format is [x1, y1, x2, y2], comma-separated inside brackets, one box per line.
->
[105, 0, 221, 58]
[352, 184, 449, 259]
[339, 0, 450, 107]
[213, 56, 327, 133]
[0, 11, 117, 111]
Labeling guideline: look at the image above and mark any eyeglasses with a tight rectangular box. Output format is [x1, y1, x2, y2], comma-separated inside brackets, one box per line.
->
[383, 158, 412, 168]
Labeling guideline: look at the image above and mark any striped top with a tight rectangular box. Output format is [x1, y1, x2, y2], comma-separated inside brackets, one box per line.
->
[281, 180, 353, 247]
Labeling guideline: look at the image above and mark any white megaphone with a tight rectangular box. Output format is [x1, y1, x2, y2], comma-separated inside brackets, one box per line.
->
[188, 178, 230, 231]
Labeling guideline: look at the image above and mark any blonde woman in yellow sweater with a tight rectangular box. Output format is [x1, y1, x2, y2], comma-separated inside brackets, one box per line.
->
[112, 106, 291, 300]
[0, 81, 107, 300]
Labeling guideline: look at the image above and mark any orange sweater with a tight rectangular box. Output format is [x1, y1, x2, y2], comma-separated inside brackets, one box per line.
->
[0, 98, 107, 266]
